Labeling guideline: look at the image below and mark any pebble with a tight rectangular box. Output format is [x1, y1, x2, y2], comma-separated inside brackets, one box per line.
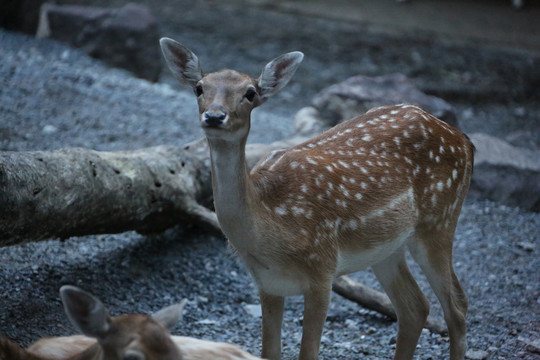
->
[243, 304, 262, 318]
[42, 124, 58, 134]
[465, 349, 489, 359]
[344, 319, 358, 329]
[516, 241, 535, 252]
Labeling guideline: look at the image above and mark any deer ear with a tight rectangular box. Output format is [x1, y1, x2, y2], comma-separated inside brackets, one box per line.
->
[160, 37, 204, 87]
[151, 299, 187, 330]
[60, 286, 111, 340]
[258, 51, 303, 101]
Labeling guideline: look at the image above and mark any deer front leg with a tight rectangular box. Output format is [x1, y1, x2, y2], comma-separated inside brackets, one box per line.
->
[260, 291, 285, 360]
[298, 282, 332, 360]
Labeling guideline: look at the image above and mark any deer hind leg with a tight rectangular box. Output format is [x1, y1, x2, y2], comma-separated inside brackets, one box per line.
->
[372, 246, 430, 360]
[298, 280, 332, 360]
[260, 291, 285, 360]
[408, 233, 468, 360]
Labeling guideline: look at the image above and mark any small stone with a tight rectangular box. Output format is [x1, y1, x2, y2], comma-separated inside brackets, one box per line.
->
[518, 336, 540, 354]
[344, 319, 358, 329]
[516, 241, 535, 252]
[243, 304, 262, 318]
[465, 349, 489, 359]
[42, 124, 58, 134]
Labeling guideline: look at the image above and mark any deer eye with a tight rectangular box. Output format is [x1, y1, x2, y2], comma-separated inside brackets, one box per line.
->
[244, 88, 257, 102]
[195, 85, 203, 97]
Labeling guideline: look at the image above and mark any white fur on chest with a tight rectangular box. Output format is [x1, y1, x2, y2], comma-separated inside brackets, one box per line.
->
[246, 257, 309, 296]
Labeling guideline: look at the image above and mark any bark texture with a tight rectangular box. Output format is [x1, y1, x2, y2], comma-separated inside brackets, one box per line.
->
[0, 142, 218, 246]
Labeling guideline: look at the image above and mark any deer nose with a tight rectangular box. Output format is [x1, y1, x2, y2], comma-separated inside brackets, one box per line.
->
[203, 107, 228, 128]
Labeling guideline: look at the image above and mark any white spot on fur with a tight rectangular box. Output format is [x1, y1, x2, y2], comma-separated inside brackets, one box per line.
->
[347, 219, 358, 230]
[362, 134, 372, 141]
[306, 156, 318, 165]
[340, 184, 350, 197]
[336, 199, 348, 208]
[275, 205, 287, 216]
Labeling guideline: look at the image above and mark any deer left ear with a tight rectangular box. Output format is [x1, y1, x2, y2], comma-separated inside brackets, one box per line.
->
[60, 286, 111, 340]
[151, 299, 187, 330]
[258, 51, 304, 101]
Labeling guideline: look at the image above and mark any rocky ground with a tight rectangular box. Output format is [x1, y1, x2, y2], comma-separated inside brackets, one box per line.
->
[1, 1, 539, 359]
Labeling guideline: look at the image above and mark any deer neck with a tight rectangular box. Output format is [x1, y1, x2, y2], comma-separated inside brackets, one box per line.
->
[206, 136, 257, 248]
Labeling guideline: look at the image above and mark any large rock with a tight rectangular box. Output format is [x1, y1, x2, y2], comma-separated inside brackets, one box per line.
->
[312, 73, 459, 129]
[469, 133, 540, 212]
[37, 2, 161, 82]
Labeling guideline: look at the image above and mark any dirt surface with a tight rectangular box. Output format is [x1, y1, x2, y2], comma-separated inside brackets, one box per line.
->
[1, 1, 539, 359]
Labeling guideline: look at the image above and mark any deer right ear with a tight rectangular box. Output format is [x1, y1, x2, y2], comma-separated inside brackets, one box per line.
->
[152, 299, 187, 330]
[60, 285, 111, 340]
[160, 38, 204, 87]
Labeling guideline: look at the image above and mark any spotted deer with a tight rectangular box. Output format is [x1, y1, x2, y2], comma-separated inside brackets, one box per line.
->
[160, 38, 474, 360]
[0, 285, 261, 360]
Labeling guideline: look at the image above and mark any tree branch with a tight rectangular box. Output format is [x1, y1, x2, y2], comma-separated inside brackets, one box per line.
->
[333, 276, 448, 335]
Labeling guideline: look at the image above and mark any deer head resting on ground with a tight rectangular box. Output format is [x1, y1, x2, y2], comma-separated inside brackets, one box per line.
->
[0, 285, 262, 360]
[160, 37, 474, 360]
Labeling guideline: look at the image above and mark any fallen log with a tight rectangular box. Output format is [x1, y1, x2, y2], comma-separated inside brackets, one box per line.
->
[0, 142, 217, 246]
[333, 276, 448, 335]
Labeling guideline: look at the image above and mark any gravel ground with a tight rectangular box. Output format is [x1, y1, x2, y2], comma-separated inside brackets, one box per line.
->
[1, 1, 540, 359]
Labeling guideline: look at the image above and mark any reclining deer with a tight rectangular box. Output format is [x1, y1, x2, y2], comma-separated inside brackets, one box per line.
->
[0, 285, 261, 360]
[160, 38, 474, 360]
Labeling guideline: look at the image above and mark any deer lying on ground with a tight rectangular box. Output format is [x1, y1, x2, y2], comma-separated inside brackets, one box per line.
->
[160, 38, 474, 360]
[0, 285, 261, 360]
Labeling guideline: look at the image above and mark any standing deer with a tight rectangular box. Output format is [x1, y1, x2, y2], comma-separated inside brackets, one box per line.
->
[0, 285, 261, 360]
[160, 38, 473, 360]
